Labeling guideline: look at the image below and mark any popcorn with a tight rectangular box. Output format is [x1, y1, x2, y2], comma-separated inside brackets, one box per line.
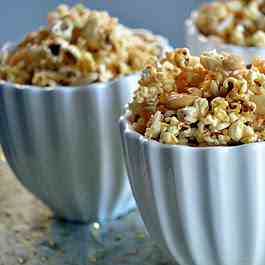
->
[145, 111, 163, 139]
[129, 48, 265, 146]
[0, 4, 164, 86]
[250, 31, 265, 47]
[194, 98, 209, 117]
[177, 106, 198, 124]
[229, 120, 244, 141]
[51, 18, 74, 40]
[160, 131, 179, 144]
[196, 0, 265, 48]
[230, 25, 245, 46]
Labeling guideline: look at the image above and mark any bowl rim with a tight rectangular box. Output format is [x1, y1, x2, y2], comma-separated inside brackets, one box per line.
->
[0, 29, 171, 92]
[120, 109, 265, 151]
[0, 72, 141, 93]
[185, 10, 265, 53]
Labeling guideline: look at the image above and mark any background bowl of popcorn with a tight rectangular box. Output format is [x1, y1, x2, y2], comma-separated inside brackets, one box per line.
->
[186, 0, 265, 63]
[0, 4, 170, 223]
[120, 47, 265, 265]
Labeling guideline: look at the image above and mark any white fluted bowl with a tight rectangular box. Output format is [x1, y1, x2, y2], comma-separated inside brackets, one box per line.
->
[0, 33, 170, 223]
[0, 76, 141, 223]
[120, 112, 265, 265]
[185, 12, 265, 63]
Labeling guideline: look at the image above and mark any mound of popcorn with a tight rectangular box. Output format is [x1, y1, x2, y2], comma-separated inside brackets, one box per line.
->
[129, 48, 265, 146]
[196, 0, 265, 47]
[0, 4, 163, 86]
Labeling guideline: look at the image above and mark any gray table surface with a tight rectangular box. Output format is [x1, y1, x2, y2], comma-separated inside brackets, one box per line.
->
[0, 161, 174, 265]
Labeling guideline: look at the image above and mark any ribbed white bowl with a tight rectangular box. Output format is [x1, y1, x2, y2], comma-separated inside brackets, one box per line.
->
[185, 12, 265, 63]
[0, 76, 140, 223]
[120, 112, 265, 265]
[0, 33, 170, 223]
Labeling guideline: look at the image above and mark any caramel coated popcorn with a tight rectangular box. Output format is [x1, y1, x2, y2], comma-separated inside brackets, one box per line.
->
[129, 48, 265, 146]
[196, 0, 265, 48]
[0, 4, 164, 86]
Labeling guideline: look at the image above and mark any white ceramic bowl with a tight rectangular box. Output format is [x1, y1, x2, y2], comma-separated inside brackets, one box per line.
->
[185, 12, 265, 63]
[0, 34, 170, 223]
[120, 111, 265, 265]
[0, 75, 139, 224]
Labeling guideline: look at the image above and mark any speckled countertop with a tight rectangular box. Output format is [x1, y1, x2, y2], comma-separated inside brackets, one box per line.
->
[0, 161, 174, 265]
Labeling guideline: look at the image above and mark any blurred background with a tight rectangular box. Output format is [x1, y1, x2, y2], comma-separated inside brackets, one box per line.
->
[0, 0, 208, 47]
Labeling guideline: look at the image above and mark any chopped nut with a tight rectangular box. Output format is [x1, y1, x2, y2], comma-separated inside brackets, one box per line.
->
[166, 93, 198, 109]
